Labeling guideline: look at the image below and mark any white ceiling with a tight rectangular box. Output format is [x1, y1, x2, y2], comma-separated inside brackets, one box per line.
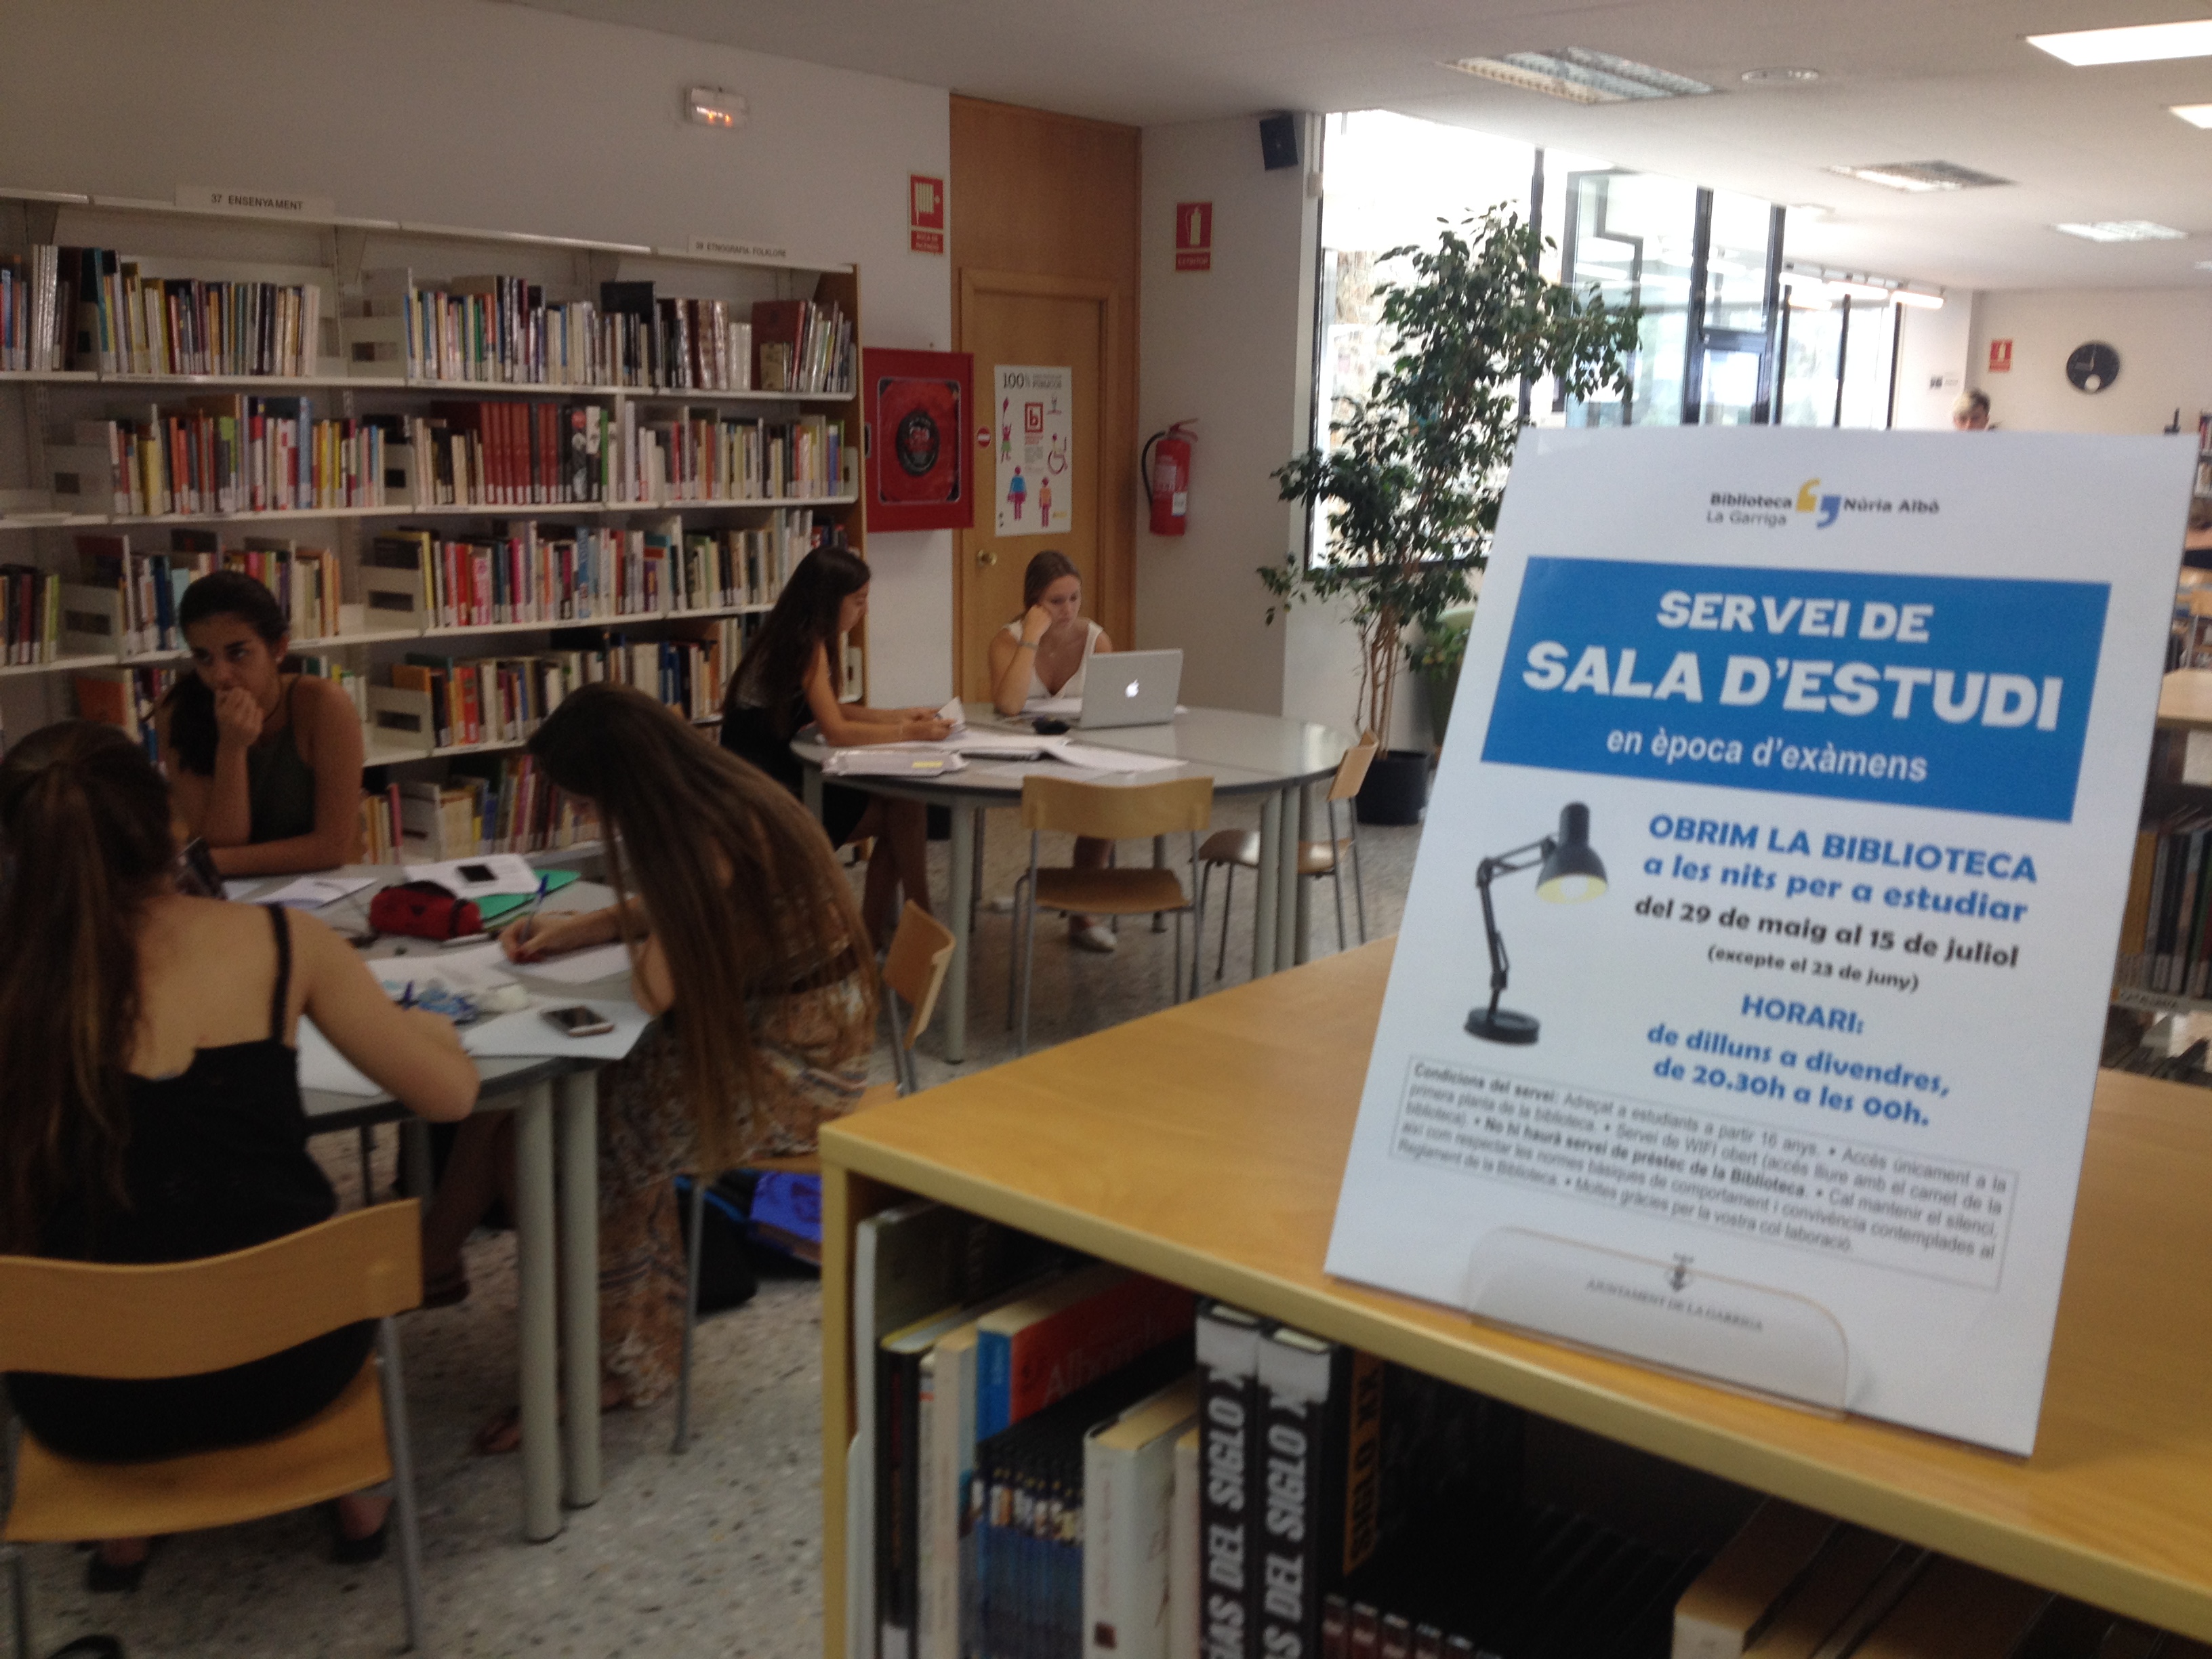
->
[507, 0, 2212, 293]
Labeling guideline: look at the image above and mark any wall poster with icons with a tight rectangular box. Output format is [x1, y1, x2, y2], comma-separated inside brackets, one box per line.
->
[994, 363, 1071, 537]
[1327, 426, 2194, 1453]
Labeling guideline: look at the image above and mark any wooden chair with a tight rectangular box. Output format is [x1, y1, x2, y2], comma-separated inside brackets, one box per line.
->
[1010, 773, 1214, 1056]
[1197, 743, 1376, 978]
[671, 901, 956, 1453]
[0, 1203, 431, 1658]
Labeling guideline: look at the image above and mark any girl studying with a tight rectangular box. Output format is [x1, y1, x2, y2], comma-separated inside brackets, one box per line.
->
[160, 571, 366, 876]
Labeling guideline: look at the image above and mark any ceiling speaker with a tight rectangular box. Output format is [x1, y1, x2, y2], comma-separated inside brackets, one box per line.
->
[1260, 113, 1300, 171]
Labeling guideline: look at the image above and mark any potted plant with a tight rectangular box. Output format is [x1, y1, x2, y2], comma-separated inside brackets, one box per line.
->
[1266, 207, 1641, 823]
[1412, 609, 1472, 749]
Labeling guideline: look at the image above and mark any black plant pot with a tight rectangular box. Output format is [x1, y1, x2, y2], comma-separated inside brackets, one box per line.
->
[1356, 748, 1430, 825]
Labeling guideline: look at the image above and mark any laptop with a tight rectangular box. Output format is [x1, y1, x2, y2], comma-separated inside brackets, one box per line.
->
[1078, 649, 1183, 729]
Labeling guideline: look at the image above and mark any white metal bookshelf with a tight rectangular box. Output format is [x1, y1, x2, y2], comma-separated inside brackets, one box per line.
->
[0, 184, 870, 792]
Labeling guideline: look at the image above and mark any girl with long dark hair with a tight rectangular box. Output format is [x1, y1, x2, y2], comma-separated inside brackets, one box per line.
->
[720, 545, 947, 944]
[420, 685, 875, 1446]
[160, 570, 365, 875]
[0, 722, 476, 1584]
[986, 549, 1120, 951]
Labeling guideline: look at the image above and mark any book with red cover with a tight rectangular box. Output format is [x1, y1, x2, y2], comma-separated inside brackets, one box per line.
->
[975, 1265, 1197, 1437]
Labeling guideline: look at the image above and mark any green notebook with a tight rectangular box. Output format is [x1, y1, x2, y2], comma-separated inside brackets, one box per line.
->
[474, 867, 581, 920]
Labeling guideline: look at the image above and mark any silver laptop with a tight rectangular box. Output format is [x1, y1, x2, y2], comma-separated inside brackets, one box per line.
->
[1078, 649, 1183, 729]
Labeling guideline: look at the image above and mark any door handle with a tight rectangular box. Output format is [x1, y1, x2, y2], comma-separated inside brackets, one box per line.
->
[976, 548, 998, 567]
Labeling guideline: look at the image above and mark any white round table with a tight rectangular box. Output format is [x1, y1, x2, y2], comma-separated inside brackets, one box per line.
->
[791, 702, 1358, 1061]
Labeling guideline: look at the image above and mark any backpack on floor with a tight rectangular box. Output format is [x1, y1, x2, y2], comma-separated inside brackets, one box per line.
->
[674, 1174, 760, 1315]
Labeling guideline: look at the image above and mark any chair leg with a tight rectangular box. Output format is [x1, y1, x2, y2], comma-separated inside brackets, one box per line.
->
[1005, 870, 1029, 1031]
[375, 1318, 431, 1655]
[673, 1174, 708, 1454]
[971, 809, 986, 930]
[1017, 835, 1041, 1056]
[1350, 817, 1368, 944]
[357, 1124, 377, 1206]
[1216, 863, 1235, 980]
[6, 1540, 30, 1659]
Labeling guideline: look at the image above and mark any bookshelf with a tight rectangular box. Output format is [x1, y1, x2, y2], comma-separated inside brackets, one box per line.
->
[0, 185, 869, 855]
[818, 941, 2212, 1656]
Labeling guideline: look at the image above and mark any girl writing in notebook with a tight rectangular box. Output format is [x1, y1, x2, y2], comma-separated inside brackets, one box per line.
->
[720, 544, 947, 947]
[987, 550, 1120, 951]
[160, 571, 366, 876]
[421, 686, 873, 1443]
[0, 722, 477, 1585]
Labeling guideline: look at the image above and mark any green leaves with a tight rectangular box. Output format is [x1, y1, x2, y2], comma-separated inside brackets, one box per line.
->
[1266, 206, 1641, 737]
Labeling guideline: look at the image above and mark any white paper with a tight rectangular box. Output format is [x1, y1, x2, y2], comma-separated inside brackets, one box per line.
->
[403, 853, 541, 898]
[462, 996, 653, 1061]
[1326, 428, 2195, 1455]
[296, 1016, 384, 1097]
[222, 880, 268, 902]
[937, 697, 967, 730]
[822, 750, 967, 778]
[1029, 696, 1083, 718]
[259, 874, 376, 910]
[510, 941, 638, 985]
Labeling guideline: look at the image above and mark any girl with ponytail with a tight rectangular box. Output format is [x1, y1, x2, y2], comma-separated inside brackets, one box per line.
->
[0, 721, 477, 1584]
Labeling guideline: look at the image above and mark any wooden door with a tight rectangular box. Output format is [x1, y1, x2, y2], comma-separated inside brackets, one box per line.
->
[956, 271, 1117, 700]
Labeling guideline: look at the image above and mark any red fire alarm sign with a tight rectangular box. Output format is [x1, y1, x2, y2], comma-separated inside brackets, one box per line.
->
[909, 175, 945, 255]
[1174, 202, 1212, 272]
[1988, 338, 2013, 373]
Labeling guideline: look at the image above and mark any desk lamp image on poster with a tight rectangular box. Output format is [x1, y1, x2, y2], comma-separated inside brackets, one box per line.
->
[1325, 426, 2195, 1455]
[1468, 803, 1607, 1044]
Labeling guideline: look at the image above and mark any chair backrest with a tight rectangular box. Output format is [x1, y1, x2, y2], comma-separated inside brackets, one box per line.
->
[1020, 773, 1213, 839]
[0, 1200, 422, 1379]
[882, 899, 958, 1050]
[1328, 743, 1380, 803]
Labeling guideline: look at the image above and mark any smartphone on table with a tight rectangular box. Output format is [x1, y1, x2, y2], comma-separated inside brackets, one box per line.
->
[541, 1004, 615, 1038]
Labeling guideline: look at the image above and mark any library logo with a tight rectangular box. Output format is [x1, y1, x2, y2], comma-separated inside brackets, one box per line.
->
[1796, 478, 1843, 528]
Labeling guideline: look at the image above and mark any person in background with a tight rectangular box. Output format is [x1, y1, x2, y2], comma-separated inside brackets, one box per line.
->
[1952, 389, 1992, 430]
[0, 722, 477, 1586]
[720, 545, 947, 947]
[987, 549, 1120, 952]
[160, 571, 365, 876]
[419, 686, 874, 1447]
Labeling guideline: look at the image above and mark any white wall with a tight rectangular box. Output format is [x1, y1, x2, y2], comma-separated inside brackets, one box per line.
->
[1890, 295, 1978, 430]
[1968, 289, 2212, 436]
[0, 0, 957, 701]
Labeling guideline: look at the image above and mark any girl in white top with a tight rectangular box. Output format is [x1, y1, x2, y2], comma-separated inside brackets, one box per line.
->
[987, 550, 1120, 952]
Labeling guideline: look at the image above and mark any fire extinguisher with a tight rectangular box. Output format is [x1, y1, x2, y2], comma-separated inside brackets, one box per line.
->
[1141, 422, 1195, 536]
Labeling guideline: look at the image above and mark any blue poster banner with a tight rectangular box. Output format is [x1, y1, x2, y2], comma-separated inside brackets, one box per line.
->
[1480, 558, 2109, 822]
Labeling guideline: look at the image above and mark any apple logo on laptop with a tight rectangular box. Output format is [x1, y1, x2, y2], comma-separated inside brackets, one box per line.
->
[1125, 681, 1140, 698]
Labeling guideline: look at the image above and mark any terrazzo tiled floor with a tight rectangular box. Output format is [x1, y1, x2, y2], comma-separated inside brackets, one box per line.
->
[9, 794, 1425, 1659]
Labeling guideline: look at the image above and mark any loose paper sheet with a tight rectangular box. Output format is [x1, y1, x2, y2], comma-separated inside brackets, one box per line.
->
[1327, 428, 2194, 1454]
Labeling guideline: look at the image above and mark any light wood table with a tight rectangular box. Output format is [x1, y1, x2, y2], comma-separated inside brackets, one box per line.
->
[818, 939, 2212, 1655]
[2159, 668, 2212, 732]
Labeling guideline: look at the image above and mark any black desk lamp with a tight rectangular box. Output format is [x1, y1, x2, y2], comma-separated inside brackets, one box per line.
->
[1467, 802, 1607, 1044]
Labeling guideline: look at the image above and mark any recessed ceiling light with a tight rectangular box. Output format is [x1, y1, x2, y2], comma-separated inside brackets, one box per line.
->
[1828, 160, 2013, 192]
[2173, 103, 2212, 127]
[1441, 48, 1713, 104]
[2053, 220, 2188, 241]
[2028, 19, 2212, 66]
[1788, 202, 1835, 220]
[1742, 66, 1820, 84]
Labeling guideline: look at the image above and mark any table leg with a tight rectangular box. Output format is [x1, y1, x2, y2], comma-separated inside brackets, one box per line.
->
[513, 1083, 562, 1542]
[1276, 785, 1302, 974]
[1294, 784, 1315, 966]
[556, 1069, 601, 1511]
[804, 761, 824, 823]
[945, 802, 975, 1063]
[1152, 834, 1168, 932]
[1253, 792, 1282, 978]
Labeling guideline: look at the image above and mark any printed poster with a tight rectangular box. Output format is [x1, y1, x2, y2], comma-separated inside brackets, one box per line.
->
[1327, 428, 2192, 1454]
[995, 364, 1071, 536]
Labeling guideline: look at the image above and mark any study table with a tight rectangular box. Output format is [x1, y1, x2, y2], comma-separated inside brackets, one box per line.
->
[816, 939, 2212, 1656]
[791, 702, 1356, 1061]
[231, 863, 633, 1544]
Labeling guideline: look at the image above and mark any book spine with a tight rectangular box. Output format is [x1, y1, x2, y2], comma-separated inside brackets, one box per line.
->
[1197, 1304, 1265, 1659]
[977, 1330, 1012, 1441]
[1256, 1334, 1354, 1659]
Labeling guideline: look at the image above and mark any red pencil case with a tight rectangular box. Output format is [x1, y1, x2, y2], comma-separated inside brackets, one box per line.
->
[367, 882, 483, 941]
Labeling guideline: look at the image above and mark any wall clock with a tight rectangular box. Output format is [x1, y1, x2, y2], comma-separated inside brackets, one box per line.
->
[2066, 341, 2120, 393]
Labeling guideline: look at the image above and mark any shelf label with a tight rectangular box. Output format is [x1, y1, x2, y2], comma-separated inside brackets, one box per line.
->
[177, 184, 335, 220]
[1328, 425, 2198, 1456]
[687, 234, 790, 262]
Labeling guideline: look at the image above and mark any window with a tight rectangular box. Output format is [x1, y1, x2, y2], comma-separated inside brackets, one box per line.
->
[1776, 276, 1904, 429]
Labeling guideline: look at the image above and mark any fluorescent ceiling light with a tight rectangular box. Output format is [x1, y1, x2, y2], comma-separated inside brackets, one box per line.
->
[1741, 66, 1820, 84]
[2028, 19, 2212, 66]
[1784, 280, 1832, 310]
[2173, 103, 2212, 126]
[1829, 280, 1895, 302]
[1891, 290, 1946, 309]
[1828, 160, 2013, 192]
[1441, 47, 1713, 104]
[2053, 220, 2188, 241]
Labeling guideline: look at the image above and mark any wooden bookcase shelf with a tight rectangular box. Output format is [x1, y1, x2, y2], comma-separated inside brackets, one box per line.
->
[819, 942, 2212, 1656]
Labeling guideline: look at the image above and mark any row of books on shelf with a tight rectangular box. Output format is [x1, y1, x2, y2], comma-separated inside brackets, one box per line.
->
[2, 246, 321, 377]
[364, 512, 821, 630]
[360, 270, 852, 394]
[855, 1206, 2198, 1659]
[60, 530, 346, 657]
[44, 399, 851, 518]
[369, 756, 600, 861]
[365, 618, 751, 752]
[68, 654, 359, 758]
[2118, 792, 2212, 996]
